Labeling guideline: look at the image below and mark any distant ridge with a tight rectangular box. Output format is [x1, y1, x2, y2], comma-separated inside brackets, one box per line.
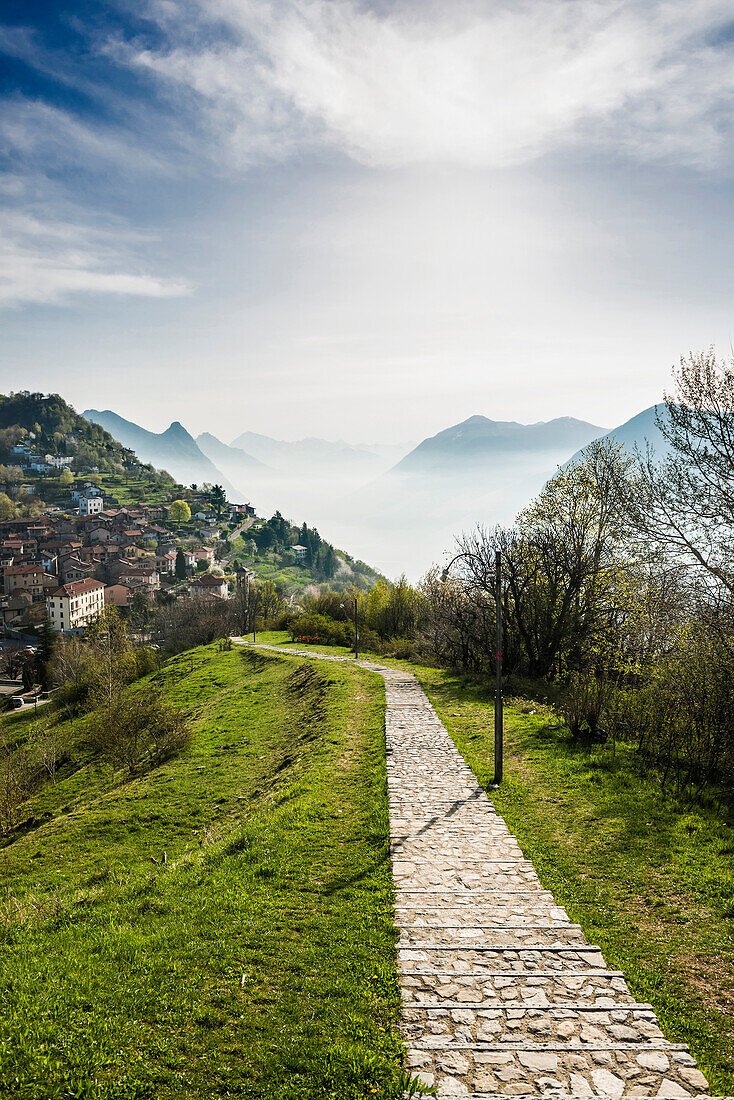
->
[566, 404, 672, 466]
[393, 414, 605, 474]
[230, 431, 387, 474]
[196, 432, 269, 472]
[83, 409, 238, 496]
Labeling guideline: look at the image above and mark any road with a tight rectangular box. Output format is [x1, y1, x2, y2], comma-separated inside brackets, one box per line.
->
[221, 516, 255, 569]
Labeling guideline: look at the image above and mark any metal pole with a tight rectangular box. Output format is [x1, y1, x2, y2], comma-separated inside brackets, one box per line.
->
[354, 596, 359, 660]
[494, 549, 503, 785]
[245, 572, 255, 642]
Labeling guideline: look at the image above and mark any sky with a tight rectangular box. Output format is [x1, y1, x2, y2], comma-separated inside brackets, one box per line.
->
[2, 0, 734, 445]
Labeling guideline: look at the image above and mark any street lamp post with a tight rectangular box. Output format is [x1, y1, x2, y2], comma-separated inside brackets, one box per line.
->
[244, 570, 255, 642]
[493, 550, 503, 786]
[441, 549, 503, 786]
[340, 600, 360, 659]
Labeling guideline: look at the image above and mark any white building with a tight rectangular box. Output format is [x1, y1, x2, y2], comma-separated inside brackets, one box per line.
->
[292, 544, 309, 563]
[45, 454, 73, 468]
[79, 493, 104, 515]
[46, 579, 105, 633]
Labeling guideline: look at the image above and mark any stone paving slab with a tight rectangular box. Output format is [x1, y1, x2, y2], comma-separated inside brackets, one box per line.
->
[402, 1004, 667, 1045]
[400, 972, 637, 1007]
[404, 1045, 711, 1097]
[399, 927, 588, 948]
[235, 642, 719, 1099]
[399, 947, 610, 975]
[398, 911, 574, 928]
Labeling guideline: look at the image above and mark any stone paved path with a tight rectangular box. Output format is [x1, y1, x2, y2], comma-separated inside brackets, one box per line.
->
[234, 642, 722, 1099]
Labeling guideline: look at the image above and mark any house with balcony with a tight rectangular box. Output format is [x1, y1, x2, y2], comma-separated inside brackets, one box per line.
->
[47, 578, 105, 633]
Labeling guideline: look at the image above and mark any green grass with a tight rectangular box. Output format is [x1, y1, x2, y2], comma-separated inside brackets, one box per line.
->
[245, 637, 734, 1094]
[252, 630, 355, 655]
[96, 472, 173, 504]
[0, 645, 422, 1099]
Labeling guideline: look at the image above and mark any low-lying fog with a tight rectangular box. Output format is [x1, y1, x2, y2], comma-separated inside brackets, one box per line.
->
[219, 453, 566, 581]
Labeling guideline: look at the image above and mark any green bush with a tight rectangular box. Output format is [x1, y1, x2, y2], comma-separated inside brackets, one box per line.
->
[555, 671, 613, 741]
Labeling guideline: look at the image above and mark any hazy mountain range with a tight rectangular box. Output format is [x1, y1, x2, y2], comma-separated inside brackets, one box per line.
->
[84, 410, 240, 498]
[228, 431, 400, 475]
[394, 414, 604, 474]
[82, 405, 669, 579]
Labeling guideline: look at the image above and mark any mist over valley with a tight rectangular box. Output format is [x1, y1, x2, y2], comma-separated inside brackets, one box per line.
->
[85, 405, 669, 579]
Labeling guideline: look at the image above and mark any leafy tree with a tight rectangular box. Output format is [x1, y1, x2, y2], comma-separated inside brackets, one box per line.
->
[169, 499, 192, 523]
[258, 579, 284, 624]
[253, 525, 276, 551]
[0, 493, 15, 520]
[35, 619, 56, 689]
[209, 484, 227, 519]
[128, 590, 152, 639]
[322, 545, 339, 579]
[175, 549, 187, 581]
[58, 468, 74, 488]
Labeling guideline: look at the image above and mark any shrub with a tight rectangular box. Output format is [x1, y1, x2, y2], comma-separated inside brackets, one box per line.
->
[88, 687, 191, 773]
[555, 671, 614, 742]
[0, 743, 34, 834]
[147, 693, 193, 763]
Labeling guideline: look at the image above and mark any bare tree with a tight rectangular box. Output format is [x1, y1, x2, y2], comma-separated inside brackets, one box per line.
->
[421, 566, 495, 671]
[629, 349, 734, 592]
[455, 440, 633, 678]
[154, 597, 231, 654]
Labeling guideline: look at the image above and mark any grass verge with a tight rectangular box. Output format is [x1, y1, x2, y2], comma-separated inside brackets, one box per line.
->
[0, 644, 421, 1099]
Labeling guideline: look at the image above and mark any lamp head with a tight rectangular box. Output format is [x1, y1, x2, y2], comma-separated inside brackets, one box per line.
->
[440, 568, 449, 582]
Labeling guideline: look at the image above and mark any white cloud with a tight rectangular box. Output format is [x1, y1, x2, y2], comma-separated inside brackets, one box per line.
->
[0, 97, 171, 176]
[0, 209, 191, 307]
[126, 0, 734, 170]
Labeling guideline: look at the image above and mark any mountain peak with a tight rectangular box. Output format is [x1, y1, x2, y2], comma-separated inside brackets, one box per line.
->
[83, 408, 237, 496]
[165, 420, 193, 439]
[392, 413, 605, 475]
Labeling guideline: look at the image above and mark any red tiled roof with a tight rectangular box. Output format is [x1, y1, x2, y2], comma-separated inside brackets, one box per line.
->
[48, 578, 105, 599]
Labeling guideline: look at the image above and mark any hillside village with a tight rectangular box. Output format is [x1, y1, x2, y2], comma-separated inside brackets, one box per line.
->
[0, 436, 255, 633]
[0, 393, 376, 647]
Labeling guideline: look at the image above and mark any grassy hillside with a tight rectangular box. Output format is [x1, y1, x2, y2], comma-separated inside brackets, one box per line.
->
[233, 553, 378, 597]
[0, 392, 147, 474]
[0, 645, 414, 1099]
